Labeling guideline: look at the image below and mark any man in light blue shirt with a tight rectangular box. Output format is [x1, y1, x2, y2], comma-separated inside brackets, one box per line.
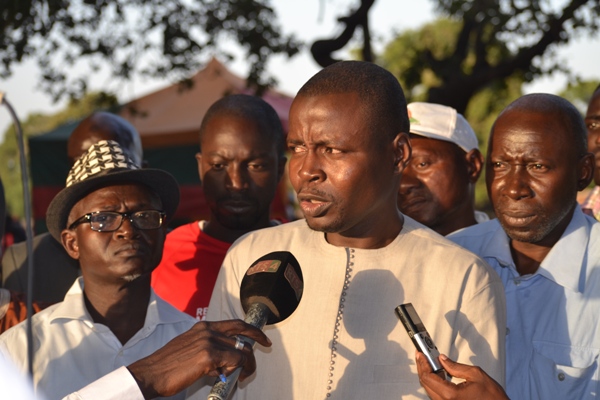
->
[415, 93, 599, 400]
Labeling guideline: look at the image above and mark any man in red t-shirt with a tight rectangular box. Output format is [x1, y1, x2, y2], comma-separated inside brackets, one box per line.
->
[152, 95, 287, 319]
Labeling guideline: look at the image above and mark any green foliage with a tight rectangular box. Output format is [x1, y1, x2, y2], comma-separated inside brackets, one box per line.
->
[379, 19, 462, 102]
[558, 79, 600, 115]
[0, 92, 118, 218]
[0, 0, 301, 102]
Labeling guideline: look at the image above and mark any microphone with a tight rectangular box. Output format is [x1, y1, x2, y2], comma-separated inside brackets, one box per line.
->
[207, 251, 303, 400]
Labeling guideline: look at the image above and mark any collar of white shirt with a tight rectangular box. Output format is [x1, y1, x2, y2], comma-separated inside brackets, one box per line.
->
[47, 277, 192, 339]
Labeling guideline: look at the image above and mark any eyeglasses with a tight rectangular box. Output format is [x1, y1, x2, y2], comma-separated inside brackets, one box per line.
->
[68, 210, 166, 232]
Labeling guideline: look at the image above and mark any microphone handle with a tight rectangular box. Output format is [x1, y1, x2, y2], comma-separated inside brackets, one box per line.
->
[207, 302, 270, 400]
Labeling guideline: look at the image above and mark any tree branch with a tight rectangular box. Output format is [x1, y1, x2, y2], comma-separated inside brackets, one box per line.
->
[310, 0, 375, 67]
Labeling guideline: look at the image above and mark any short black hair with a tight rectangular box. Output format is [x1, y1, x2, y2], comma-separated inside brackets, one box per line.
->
[498, 93, 588, 156]
[199, 94, 285, 157]
[296, 61, 409, 142]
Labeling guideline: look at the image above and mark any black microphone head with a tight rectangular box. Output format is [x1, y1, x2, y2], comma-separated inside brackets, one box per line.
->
[240, 251, 303, 325]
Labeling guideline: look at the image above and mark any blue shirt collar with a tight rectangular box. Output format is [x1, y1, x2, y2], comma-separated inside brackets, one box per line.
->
[478, 219, 514, 268]
[539, 206, 590, 293]
[480, 207, 592, 293]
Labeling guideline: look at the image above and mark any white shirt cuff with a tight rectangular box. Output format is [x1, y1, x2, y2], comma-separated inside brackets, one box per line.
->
[62, 366, 144, 400]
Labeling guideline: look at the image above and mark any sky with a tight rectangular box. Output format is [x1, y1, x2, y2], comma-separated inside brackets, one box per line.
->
[1, 0, 599, 140]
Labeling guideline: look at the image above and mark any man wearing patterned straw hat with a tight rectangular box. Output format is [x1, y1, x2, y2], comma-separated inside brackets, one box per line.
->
[0, 140, 269, 400]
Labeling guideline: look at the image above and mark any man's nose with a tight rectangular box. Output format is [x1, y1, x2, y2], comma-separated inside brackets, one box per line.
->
[296, 151, 325, 183]
[226, 165, 249, 191]
[503, 168, 533, 200]
[115, 215, 141, 239]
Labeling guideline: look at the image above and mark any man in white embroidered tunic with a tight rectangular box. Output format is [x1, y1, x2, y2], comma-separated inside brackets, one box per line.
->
[203, 61, 506, 399]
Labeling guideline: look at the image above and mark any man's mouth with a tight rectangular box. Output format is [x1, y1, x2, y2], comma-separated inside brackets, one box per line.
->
[219, 199, 255, 214]
[499, 210, 536, 227]
[399, 195, 427, 212]
[297, 192, 332, 218]
[116, 243, 146, 257]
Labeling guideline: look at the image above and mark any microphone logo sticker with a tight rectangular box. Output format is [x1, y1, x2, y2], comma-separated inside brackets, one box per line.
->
[246, 259, 281, 275]
[284, 263, 304, 301]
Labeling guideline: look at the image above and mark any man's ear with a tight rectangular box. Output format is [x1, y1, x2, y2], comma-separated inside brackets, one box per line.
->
[466, 149, 484, 183]
[61, 229, 80, 260]
[577, 152, 595, 191]
[393, 132, 411, 174]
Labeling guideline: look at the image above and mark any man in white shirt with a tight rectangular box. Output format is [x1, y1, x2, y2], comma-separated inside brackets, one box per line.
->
[0, 140, 270, 399]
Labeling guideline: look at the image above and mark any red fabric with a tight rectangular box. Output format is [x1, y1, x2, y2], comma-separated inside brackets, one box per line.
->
[33, 186, 62, 219]
[151, 222, 231, 320]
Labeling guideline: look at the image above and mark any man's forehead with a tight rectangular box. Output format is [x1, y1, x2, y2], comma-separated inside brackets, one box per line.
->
[494, 108, 567, 138]
[203, 118, 271, 144]
[489, 118, 575, 162]
[289, 93, 367, 133]
[291, 92, 361, 112]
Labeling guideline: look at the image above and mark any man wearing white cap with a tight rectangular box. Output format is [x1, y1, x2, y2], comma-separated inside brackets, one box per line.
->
[398, 102, 487, 236]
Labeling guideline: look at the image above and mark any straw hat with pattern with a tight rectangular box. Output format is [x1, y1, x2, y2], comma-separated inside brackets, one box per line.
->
[46, 140, 180, 241]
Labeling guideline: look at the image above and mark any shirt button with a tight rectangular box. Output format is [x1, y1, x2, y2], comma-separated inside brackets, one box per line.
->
[514, 279, 521, 286]
[506, 327, 510, 335]
[558, 372, 565, 381]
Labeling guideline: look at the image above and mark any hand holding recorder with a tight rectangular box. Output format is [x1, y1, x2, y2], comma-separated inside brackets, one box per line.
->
[396, 303, 509, 399]
[395, 303, 447, 380]
[415, 353, 510, 400]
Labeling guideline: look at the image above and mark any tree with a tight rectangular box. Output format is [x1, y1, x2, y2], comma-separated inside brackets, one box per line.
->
[316, 0, 599, 114]
[0, 92, 118, 218]
[0, 0, 300, 102]
[2, 0, 599, 114]
[311, 0, 375, 66]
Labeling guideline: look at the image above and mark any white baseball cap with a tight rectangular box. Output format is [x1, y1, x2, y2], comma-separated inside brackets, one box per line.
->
[407, 102, 479, 152]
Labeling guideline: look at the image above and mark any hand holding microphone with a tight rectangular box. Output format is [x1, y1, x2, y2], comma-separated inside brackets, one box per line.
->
[126, 319, 271, 399]
[208, 251, 303, 400]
